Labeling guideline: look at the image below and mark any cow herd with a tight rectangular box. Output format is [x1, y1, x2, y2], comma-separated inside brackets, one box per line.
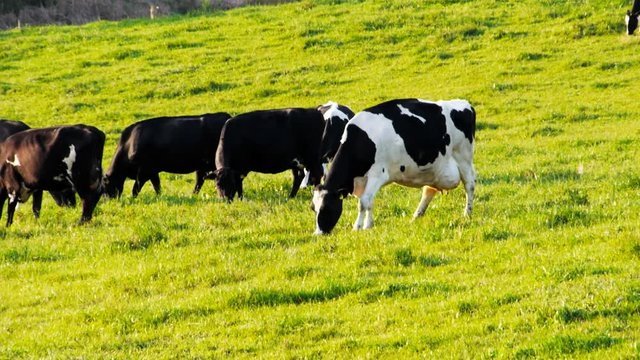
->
[0, 98, 476, 234]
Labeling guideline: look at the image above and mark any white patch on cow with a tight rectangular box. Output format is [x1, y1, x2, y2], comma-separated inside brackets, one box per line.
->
[438, 99, 472, 113]
[626, 14, 630, 26]
[340, 125, 349, 144]
[321, 101, 350, 122]
[312, 189, 328, 234]
[6, 155, 20, 167]
[398, 104, 427, 123]
[62, 145, 76, 177]
[312, 189, 326, 213]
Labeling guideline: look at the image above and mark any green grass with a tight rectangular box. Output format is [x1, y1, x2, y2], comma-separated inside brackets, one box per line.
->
[1, 0, 639, 357]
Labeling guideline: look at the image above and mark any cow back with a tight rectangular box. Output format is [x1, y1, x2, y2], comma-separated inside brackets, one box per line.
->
[114, 113, 230, 173]
[216, 108, 324, 174]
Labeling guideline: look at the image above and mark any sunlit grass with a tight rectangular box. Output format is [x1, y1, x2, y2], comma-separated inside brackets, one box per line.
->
[0, 0, 639, 357]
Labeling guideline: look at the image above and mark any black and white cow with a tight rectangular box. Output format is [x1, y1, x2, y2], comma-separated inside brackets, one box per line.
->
[0, 125, 105, 226]
[311, 99, 476, 235]
[627, 0, 640, 35]
[104, 112, 231, 198]
[0, 119, 76, 215]
[214, 108, 325, 201]
[300, 101, 355, 188]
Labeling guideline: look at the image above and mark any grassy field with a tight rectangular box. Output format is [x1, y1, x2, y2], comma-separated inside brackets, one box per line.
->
[1, 0, 639, 357]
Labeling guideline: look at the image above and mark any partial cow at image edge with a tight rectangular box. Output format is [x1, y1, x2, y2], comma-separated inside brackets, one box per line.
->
[0, 124, 105, 226]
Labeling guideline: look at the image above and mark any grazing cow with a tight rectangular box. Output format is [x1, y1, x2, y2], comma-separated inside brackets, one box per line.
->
[627, 0, 640, 34]
[0, 119, 76, 215]
[0, 125, 105, 226]
[311, 99, 476, 235]
[215, 108, 325, 201]
[300, 101, 355, 188]
[104, 112, 231, 198]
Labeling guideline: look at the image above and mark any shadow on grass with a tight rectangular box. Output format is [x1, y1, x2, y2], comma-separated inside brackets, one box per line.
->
[229, 280, 366, 308]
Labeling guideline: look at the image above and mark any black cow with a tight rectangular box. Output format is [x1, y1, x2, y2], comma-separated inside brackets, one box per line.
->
[214, 108, 326, 201]
[104, 112, 231, 198]
[0, 125, 105, 226]
[0, 119, 76, 216]
[311, 99, 476, 235]
[627, 0, 640, 34]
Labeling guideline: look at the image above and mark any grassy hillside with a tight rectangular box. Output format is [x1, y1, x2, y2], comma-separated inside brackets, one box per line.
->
[1, 0, 639, 357]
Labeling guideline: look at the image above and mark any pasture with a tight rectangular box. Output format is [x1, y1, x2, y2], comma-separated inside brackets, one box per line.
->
[1, 0, 639, 357]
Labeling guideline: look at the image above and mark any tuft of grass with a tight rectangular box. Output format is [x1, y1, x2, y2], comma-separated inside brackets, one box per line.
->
[2, 246, 65, 264]
[543, 334, 621, 355]
[229, 281, 363, 308]
[111, 223, 168, 252]
[394, 247, 415, 267]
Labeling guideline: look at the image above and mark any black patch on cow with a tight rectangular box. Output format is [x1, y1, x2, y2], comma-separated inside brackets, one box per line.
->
[323, 124, 376, 196]
[400, 165, 405, 172]
[367, 99, 449, 166]
[451, 108, 476, 144]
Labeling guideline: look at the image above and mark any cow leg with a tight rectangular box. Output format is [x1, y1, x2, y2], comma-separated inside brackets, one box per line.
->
[237, 175, 244, 200]
[458, 162, 476, 217]
[289, 168, 305, 198]
[300, 169, 311, 189]
[0, 188, 6, 221]
[412, 186, 439, 220]
[78, 191, 100, 224]
[150, 173, 161, 195]
[50, 189, 76, 207]
[6, 198, 18, 227]
[354, 172, 387, 230]
[32, 190, 43, 219]
[193, 170, 206, 194]
[132, 172, 149, 198]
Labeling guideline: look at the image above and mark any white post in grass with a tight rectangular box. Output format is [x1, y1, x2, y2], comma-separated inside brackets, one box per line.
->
[149, 3, 159, 19]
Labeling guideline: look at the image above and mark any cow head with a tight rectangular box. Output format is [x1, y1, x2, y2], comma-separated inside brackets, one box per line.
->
[627, 10, 639, 35]
[102, 174, 123, 199]
[214, 167, 240, 202]
[311, 185, 345, 235]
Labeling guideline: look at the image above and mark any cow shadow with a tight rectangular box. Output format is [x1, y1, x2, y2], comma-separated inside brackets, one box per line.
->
[478, 170, 581, 186]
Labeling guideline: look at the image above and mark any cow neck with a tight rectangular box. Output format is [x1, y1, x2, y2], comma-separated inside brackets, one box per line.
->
[322, 147, 354, 197]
